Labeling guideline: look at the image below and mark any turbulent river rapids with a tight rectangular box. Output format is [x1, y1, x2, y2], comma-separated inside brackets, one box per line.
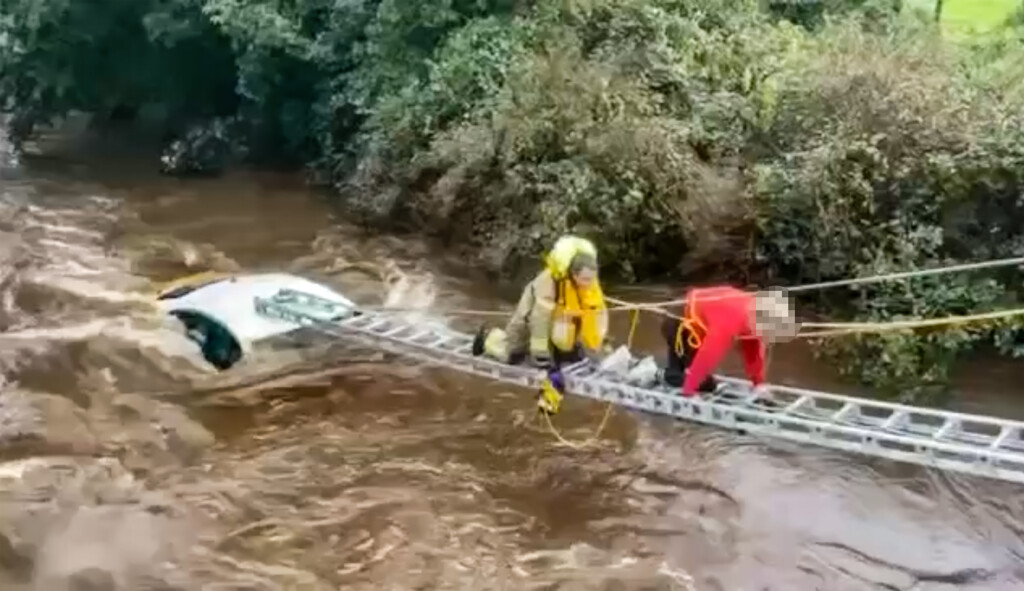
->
[0, 126, 1023, 591]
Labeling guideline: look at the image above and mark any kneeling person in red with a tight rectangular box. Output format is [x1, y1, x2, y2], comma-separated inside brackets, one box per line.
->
[660, 287, 798, 397]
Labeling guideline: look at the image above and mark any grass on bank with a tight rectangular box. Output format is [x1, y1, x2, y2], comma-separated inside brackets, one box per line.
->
[905, 0, 1021, 36]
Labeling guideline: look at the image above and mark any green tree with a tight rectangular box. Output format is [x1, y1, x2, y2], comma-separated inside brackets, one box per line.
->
[0, 0, 238, 141]
[2, 0, 1024, 401]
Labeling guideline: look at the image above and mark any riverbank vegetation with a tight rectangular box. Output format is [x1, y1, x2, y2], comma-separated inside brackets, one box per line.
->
[3, 0, 1024, 401]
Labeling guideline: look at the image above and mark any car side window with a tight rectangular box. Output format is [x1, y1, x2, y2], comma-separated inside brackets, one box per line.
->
[169, 310, 243, 370]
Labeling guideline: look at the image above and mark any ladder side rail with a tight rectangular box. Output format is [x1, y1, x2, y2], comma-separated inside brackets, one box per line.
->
[565, 373, 1024, 464]
[323, 325, 541, 390]
[989, 429, 1024, 452]
[565, 375, 1024, 484]
[302, 316, 546, 389]
[783, 396, 810, 414]
[731, 424, 1024, 485]
[713, 375, 1024, 431]
[303, 309, 592, 391]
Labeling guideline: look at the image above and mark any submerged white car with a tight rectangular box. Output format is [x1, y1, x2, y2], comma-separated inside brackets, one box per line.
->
[154, 272, 358, 370]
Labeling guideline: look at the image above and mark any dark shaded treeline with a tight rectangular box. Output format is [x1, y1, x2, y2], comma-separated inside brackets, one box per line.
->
[3, 0, 1024, 399]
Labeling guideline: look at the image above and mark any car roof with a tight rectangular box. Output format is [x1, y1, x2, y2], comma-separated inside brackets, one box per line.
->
[155, 272, 357, 348]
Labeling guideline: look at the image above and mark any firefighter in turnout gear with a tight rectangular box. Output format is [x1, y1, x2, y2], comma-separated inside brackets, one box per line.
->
[472, 236, 609, 413]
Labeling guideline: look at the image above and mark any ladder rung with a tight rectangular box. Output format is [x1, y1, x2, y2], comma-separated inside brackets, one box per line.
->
[701, 391, 731, 404]
[381, 325, 415, 338]
[428, 336, 451, 348]
[733, 389, 765, 403]
[991, 427, 1015, 449]
[783, 396, 808, 414]
[419, 335, 449, 348]
[362, 318, 392, 332]
[562, 361, 592, 376]
[882, 411, 906, 430]
[399, 329, 433, 342]
[831, 403, 857, 422]
[448, 337, 472, 349]
[339, 314, 372, 327]
[933, 420, 958, 440]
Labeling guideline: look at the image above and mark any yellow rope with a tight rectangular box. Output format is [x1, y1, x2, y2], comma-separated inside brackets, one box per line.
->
[626, 307, 639, 345]
[367, 296, 1024, 340]
[609, 255, 1024, 312]
[538, 309, 641, 449]
[673, 291, 707, 356]
[796, 307, 1024, 338]
[607, 295, 1024, 340]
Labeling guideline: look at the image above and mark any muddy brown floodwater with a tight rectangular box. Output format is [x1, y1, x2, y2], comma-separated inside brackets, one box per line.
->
[0, 125, 1022, 591]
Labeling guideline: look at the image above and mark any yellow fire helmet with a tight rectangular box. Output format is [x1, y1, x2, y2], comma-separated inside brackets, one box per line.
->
[544, 235, 598, 280]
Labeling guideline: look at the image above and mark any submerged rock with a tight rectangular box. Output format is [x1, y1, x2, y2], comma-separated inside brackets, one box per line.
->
[0, 456, 200, 590]
[0, 391, 98, 460]
[66, 567, 116, 591]
[0, 521, 32, 577]
[159, 117, 248, 177]
[109, 394, 214, 466]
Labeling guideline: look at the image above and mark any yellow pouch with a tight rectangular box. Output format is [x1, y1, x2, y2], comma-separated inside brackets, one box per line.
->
[537, 377, 563, 415]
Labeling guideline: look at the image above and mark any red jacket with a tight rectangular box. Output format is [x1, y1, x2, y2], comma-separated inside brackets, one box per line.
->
[680, 286, 765, 395]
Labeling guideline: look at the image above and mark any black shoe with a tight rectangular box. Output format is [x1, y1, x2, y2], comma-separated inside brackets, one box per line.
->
[661, 367, 684, 388]
[472, 325, 489, 356]
[699, 378, 719, 394]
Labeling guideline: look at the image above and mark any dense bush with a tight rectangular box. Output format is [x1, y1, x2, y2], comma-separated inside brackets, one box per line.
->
[2, 0, 1024, 399]
[348, 0, 795, 281]
[752, 20, 1024, 400]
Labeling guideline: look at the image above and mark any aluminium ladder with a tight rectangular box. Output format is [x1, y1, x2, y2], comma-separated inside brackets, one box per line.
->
[254, 289, 1024, 485]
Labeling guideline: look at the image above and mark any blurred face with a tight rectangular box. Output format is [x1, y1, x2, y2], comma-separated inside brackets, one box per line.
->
[572, 266, 597, 289]
[750, 292, 799, 343]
